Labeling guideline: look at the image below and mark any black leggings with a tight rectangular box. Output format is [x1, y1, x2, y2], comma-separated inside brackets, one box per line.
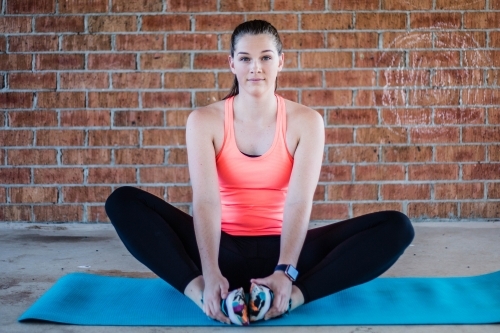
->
[105, 186, 414, 304]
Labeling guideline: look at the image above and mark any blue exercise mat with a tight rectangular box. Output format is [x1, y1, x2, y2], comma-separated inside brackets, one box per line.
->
[19, 271, 500, 326]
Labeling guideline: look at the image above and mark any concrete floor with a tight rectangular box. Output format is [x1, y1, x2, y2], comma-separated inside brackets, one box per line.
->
[1, 221, 500, 333]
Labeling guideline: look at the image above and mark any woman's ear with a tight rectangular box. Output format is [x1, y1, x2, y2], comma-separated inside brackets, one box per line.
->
[228, 55, 236, 74]
[278, 52, 284, 72]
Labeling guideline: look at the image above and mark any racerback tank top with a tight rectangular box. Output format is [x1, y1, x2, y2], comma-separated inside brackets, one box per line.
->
[216, 94, 294, 236]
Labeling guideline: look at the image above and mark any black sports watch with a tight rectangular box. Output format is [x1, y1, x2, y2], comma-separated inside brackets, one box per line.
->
[275, 264, 299, 281]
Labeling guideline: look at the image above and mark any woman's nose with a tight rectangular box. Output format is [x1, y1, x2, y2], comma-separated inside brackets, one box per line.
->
[250, 60, 262, 72]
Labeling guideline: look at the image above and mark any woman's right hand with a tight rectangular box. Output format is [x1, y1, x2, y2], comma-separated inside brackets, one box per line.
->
[202, 271, 231, 324]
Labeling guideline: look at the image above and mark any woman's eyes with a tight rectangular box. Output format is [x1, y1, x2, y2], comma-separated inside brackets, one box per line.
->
[239, 56, 272, 61]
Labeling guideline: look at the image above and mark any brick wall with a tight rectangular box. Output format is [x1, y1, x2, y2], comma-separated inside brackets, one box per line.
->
[1, 0, 499, 223]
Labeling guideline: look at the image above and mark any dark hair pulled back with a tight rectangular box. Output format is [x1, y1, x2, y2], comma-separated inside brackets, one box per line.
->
[223, 20, 283, 100]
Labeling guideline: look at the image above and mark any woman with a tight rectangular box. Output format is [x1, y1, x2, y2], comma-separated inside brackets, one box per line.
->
[105, 20, 414, 326]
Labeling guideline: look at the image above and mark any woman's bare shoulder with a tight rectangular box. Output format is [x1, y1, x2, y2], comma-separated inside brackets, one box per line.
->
[187, 100, 225, 129]
[283, 98, 324, 129]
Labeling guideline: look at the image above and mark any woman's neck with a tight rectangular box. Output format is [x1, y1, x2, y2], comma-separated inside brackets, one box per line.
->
[233, 90, 277, 121]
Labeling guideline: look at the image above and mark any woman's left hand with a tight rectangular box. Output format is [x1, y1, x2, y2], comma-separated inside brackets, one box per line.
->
[250, 271, 292, 320]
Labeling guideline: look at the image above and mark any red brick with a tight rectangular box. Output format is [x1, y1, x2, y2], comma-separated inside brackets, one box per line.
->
[379, 70, 430, 87]
[313, 185, 325, 201]
[166, 111, 191, 127]
[410, 13, 461, 30]
[165, 72, 215, 89]
[300, 52, 352, 68]
[0, 36, 5, 52]
[63, 186, 112, 203]
[60, 0, 108, 13]
[167, 0, 216, 11]
[328, 146, 378, 163]
[88, 167, 136, 183]
[114, 110, 163, 127]
[220, 0, 270, 11]
[36, 129, 85, 146]
[383, 146, 433, 163]
[0, 55, 31, 71]
[195, 91, 228, 107]
[491, 145, 500, 161]
[35, 16, 84, 32]
[246, 14, 298, 30]
[464, 12, 500, 29]
[489, 108, 500, 124]
[0, 187, 6, 202]
[382, 0, 432, 9]
[218, 72, 234, 89]
[34, 168, 84, 184]
[35, 54, 84, 70]
[355, 89, 406, 107]
[7, 149, 56, 165]
[319, 165, 352, 182]
[463, 163, 500, 180]
[327, 184, 377, 201]
[195, 14, 244, 31]
[356, 13, 406, 30]
[88, 205, 110, 222]
[381, 108, 431, 126]
[140, 167, 190, 183]
[142, 15, 190, 31]
[61, 110, 110, 127]
[194, 53, 229, 69]
[353, 203, 402, 218]
[143, 129, 186, 146]
[0, 130, 33, 146]
[463, 89, 500, 106]
[324, 128, 354, 144]
[355, 165, 405, 181]
[62, 149, 111, 165]
[167, 34, 217, 50]
[168, 148, 187, 164]
[302, 90, 352, 107]
[355, 51, 404, 68]
[8, 110, 57, 127]
[0, 17, 32, 33]
[33, 205, 83, 222]
[327, 109, 377, 126]
[0, 205, 31, 221]
[408, 203, 458, 219]
[302, 13, 352, 30]
[9, 73, 56, 90]
[488, 183, 500, 199]
[111, 0, 162, 12]
[327, 32, 378, 49]
[311, 203, 349, 220]
[116, 34, 164, 51]
[276, 90, 298, 102]
[326, 70, 375, 87]
[382, 184, 430, 200]
[435, 108, 484, 125]
[409, 89, 460, 107]
[113, 73, 161, 89]
[7, 0, 55, 13]
[142, 92, 191, 108]
[329, 0, 379, 10]
[8, 35, 58, 52]
[278, 71, 321, 88]
[220, 33, 231, 50]
[382, 32, 432, 49]
[88, 130, 139, 146]
[492, 0, 500, 9]
[116, 148, 164, 164]
[409, 164, 459, 180]
[435, 183, 484, 200]
[88, 92, 138, 109]
[491, 32, 500, 48]
[356, 127, 407, 144]
[60, 72, 109, 89]
[463, 127, 500, 143]
[11, 187, 57, 203]
[435, 32, 486, 49]
[141, 53, 190, 70]
[410, 127, 459, 144]
[88, 54, 136, 70]
[436, 0, 485, 9]
[167, 186, 192, 203]
[62, 35, 111, 51]
[274, 0, 324, 11]
[434, 69, 482, 87]
[460, 202, 500, 219]
[409, 51, 460, 68]
[463, 50, 500, 67]
[38, 92, 85, 109]
[0, 93, 33, 109]
[0, 168, 30, 184]
[281, 33, 324, 49]
[88, 15, 137, 32]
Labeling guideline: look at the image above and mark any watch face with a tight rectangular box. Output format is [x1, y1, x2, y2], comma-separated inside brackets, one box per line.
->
[286, 265, 299, 280]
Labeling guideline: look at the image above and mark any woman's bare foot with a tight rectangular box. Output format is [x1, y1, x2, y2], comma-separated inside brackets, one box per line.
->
[184, 275, 204, 310]
[290, 285, 305, 311]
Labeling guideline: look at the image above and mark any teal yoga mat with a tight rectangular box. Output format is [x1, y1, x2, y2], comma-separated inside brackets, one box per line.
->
[19, 271, 500, 326]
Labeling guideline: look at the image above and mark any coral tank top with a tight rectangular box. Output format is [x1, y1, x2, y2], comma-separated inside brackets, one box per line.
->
[216, 95, 294, 236]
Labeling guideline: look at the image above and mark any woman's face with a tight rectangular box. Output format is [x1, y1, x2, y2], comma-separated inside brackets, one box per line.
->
[229, 34, 284, 97]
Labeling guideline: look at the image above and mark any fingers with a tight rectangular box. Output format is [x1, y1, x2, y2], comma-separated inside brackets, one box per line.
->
[203, 294, 230, 324]
[264, 293, 289, 320]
